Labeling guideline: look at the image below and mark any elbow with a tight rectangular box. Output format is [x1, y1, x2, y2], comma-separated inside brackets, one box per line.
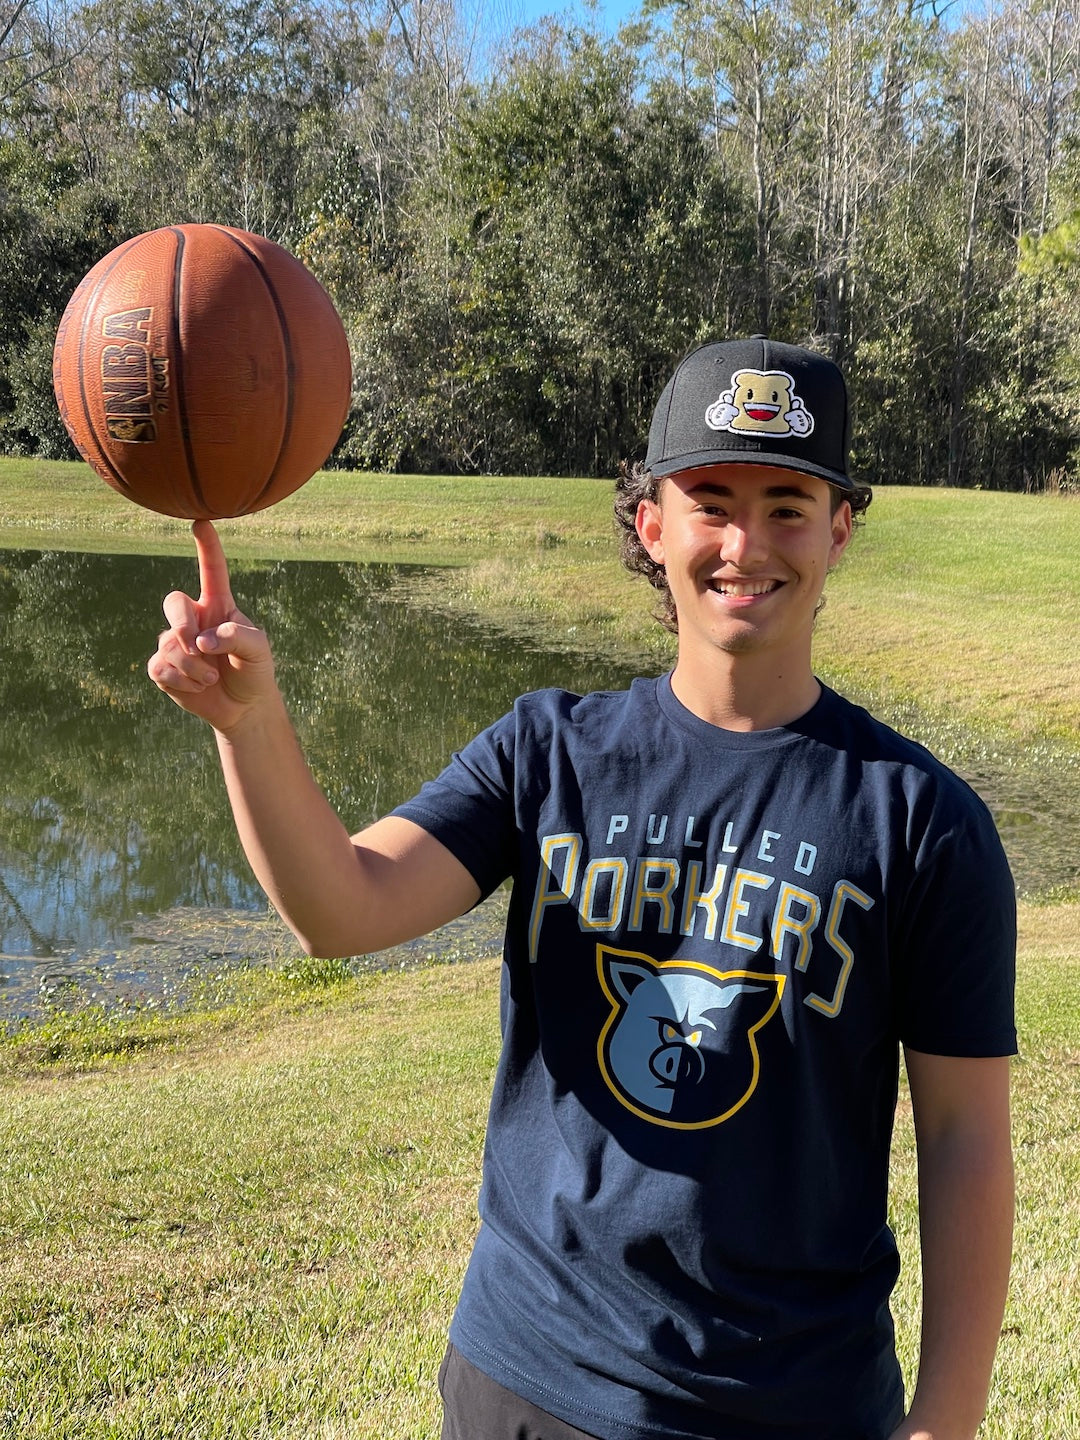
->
[298, 935, 352, 961]
[294, 927, 376, 961]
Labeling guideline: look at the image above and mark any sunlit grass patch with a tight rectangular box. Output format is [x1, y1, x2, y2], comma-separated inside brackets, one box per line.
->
[0, 461, 614, 563]
[818, 487, 1080, 745]
[405, 547, 672, 664]
[0, 998, 231, 1075]
[0, 960, 499, 1437]
[277, 954, 355, 989]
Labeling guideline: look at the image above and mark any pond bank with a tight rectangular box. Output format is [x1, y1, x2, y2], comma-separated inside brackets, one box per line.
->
[1, 893, 512, 1030]
[2, 897, 1075, 1074]
[1, 461, 1078, 748]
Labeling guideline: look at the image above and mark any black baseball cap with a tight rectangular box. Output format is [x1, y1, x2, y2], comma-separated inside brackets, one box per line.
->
[645, 336, 853, 491]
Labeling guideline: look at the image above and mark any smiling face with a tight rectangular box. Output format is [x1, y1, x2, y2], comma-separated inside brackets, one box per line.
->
[634, 464, 852, 681]
[729, 370, 795, 433]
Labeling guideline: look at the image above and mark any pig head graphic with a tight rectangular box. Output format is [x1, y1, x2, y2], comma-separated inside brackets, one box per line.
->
[596, 946, 785, 1129]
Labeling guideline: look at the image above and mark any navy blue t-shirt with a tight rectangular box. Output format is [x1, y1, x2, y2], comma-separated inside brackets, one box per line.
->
[394, 676, 1017, 1440]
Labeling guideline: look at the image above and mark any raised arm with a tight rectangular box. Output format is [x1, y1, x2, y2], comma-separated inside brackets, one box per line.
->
[147, 521, 481, 957]
[889, 1049, 1014, 1440]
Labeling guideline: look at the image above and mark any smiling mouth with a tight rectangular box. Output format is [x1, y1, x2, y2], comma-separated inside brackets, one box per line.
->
[710, 579, 781, 597]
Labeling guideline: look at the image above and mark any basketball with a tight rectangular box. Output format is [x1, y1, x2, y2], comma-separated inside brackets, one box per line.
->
[52, 224, 352, 519]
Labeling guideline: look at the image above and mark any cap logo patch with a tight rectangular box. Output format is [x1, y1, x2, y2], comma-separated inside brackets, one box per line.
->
[705, 368, 815, 439]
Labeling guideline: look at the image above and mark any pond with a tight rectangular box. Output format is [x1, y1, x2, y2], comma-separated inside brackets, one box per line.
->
[0, 548, 1076, 1020]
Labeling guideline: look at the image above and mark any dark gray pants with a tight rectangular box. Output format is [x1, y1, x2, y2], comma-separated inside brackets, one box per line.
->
[438, 1341, 890, 1440]
[439, 1344, 601, 1440]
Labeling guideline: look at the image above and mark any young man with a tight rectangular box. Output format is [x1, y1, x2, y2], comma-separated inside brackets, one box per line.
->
[149, 337, 1016, 1440]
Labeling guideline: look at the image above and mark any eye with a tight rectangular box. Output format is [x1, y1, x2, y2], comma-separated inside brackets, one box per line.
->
[660, 1022, 703, 1046]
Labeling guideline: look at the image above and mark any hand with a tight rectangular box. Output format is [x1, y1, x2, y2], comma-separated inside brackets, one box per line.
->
[147, 520, 278, 734]
[885, 1422, 963, 1440]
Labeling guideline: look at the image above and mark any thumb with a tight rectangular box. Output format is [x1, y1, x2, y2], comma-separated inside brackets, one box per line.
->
[196, 613, 272, 666]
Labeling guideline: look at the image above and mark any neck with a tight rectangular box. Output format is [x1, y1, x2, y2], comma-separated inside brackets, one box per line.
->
[669, 650, 821, 732]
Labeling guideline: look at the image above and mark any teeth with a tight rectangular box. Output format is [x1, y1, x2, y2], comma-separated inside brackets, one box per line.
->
[714, 580, 777, 596]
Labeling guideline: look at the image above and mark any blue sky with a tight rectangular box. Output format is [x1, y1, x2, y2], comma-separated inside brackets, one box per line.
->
[500, 0, 646, 37]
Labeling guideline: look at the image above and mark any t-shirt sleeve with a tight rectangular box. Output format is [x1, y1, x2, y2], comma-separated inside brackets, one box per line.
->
[391, 711, 519, 900]
[892, 788, 1017, 1058]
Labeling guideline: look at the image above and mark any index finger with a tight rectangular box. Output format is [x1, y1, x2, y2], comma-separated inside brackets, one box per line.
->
[192, 520, 235, 615]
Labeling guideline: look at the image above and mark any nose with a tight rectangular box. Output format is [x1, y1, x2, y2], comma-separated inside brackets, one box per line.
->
[650, 1042, 705, 1089]
[718, 515, 768, 569]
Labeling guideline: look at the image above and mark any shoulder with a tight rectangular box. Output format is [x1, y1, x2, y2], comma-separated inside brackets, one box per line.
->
[504, 679, 659, 742]
[469, 681, 666, 797]
[817, 691, 1013, 869]
[815, 686, 987, 806]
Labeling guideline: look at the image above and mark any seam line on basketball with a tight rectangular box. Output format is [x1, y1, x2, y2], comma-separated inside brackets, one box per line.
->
[168, 227, 209, 515]
[212, 225, 295, 511]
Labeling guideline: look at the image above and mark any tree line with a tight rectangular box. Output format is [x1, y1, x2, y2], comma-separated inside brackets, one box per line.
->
[5, 0, 1080, 488]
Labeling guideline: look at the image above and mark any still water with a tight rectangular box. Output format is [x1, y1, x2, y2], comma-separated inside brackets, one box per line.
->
[0, 548, 1076, 1017]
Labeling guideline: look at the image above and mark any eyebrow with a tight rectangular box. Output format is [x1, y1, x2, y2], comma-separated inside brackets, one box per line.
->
[685, 482, 820, 504]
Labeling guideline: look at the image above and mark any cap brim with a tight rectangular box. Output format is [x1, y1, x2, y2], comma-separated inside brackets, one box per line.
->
[649, 447, 855, 492]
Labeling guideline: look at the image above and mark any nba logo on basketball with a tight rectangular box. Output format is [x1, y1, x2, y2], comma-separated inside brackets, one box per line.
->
[100, 308, 161, 444]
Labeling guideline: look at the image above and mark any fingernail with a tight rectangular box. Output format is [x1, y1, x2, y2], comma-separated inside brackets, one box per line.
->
[197, 631, 218, 652]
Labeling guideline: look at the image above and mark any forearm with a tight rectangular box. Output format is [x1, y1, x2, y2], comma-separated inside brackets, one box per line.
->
[893, 1059, 1014, 1440]
[215, 694, 481, 958]
[215, 692, 371, 955]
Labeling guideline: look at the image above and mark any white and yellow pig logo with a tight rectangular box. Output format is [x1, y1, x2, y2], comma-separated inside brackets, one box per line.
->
[705, 368, 815, 439]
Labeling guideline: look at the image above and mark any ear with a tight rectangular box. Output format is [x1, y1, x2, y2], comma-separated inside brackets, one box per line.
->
[828, 500, 853, 568]
[635, 497, 666, 566]
[607, 957, 656, 1005]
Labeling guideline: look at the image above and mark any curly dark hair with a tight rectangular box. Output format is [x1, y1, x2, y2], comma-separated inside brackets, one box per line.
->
[614, 461, 873, 633]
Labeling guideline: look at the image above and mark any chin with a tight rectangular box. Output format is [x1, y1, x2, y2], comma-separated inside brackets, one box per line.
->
[715, 631, 769, 655]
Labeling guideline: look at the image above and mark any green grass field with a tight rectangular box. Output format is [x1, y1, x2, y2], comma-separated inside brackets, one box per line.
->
[0, 459, 1077, 1434]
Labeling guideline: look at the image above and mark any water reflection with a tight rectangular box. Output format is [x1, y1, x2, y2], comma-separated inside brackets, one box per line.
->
[0, 549, 1075, 1015]
[0, 549, 637, 969]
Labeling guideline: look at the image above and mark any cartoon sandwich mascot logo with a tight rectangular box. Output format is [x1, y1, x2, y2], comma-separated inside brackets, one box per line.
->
[705, 368, 815, 438]
[596, 945, 785, 1130]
